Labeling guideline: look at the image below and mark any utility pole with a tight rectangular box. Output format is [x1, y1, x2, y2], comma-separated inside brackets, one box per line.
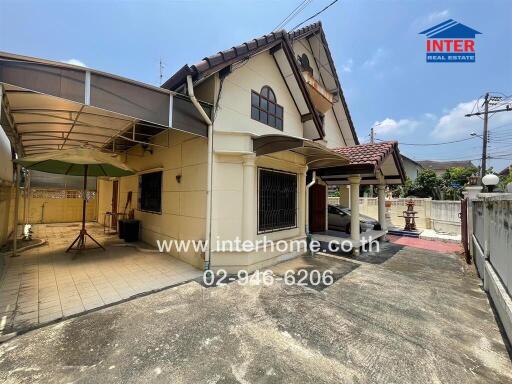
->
[370, 127, 375, 143]
[481, 92, 489, 179]
[465, 93, 512, 181]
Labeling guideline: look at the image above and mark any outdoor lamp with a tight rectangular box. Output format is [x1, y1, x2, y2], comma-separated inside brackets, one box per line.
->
[482, 173, 499, 192]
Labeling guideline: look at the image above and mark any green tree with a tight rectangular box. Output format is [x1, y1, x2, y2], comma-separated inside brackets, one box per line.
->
[441, 166, 478, 200]
[409, 169, 442, 198]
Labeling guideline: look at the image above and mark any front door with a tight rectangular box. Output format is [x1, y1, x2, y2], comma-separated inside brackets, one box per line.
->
[309, 184, 326, 233]
[111, 180, 119, 230]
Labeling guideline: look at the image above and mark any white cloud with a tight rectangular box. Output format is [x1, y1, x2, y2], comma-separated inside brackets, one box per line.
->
[342, 58, 353, 73]
[432, 99, 512, 139]
[427, 9, 449, 23]
[61, 58, 86, 67]
[373, 118, 419, 136]
[363, 48, 386, 68]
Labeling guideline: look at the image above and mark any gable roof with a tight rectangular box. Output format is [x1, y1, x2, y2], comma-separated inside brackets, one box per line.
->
[400, 154, 423, 168]
[333, 141, 398, 168]
[162, 22, 359, 143]
[418, 160, 475, 171]
[162, 29, 324, 138]
[419, 19, 481, 39]
[288, 22, 359, 145]
[315, 141, 406, 185]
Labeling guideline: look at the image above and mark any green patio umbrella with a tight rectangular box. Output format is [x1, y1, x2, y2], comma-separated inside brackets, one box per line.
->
[15, 147, 135, 252]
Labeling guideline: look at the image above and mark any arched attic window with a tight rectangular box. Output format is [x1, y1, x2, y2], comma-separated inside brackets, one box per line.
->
[251, 86, 284, 130]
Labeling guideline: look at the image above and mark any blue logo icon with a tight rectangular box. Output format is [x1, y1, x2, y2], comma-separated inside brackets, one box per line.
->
[419, 19, 481, 63]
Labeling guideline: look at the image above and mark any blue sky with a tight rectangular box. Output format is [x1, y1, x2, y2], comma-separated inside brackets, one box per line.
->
[1, 0, 511, 171]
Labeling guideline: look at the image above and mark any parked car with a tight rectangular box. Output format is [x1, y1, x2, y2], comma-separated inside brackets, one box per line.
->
[328, 205, 381, 233]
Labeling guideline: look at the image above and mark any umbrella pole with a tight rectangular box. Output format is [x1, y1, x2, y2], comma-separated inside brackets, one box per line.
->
[66, 164, 105, 253]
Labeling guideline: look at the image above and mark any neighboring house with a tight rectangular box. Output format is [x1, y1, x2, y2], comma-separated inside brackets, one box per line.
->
[418, 160, 475, 177]
[0, 22, 405, 272]
[499, 165, 511, 177]
[400, 155, 423, 181]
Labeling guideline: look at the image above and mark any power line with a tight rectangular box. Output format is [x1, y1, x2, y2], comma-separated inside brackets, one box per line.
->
[376, 136, 476, 146]
[290, 0, 339, 31]
[273, 0, 313, 31]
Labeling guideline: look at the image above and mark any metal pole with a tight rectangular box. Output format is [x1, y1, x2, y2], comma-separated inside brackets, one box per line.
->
[82, 165, 88, 232]
[12, 164, 21, 257]
[481, 93, 489, 181]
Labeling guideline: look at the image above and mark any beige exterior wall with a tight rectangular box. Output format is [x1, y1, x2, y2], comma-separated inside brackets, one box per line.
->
[20, 191, 97, 224]
[0, 184, 14, 246]
[214, 52, 304, 138]
[97, 179, 113, 225]
[96, 130, 208, 269]
[209, 50, 313, 272]
[210, 143, 307, 273]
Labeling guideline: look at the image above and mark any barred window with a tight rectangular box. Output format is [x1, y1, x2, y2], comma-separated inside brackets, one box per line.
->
[251, 86, 283, 130]
[258, 169, 297, 233]
[138, 171, 162, 214]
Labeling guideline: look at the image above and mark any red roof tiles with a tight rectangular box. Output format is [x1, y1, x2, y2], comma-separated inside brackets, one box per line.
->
[333, 141, 397, 167]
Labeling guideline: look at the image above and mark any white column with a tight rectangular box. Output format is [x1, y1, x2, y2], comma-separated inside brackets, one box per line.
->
[348, 175, 361, 254]
[242, 154, 256, 243]
[377, 184, 386, 232]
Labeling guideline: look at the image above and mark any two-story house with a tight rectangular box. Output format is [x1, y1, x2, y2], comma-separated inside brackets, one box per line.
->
[0, 22, 405, 273]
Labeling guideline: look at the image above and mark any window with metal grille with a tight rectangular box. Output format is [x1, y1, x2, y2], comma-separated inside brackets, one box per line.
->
[258, 169, 297, 233]
[138, 171, 162, 214]
[251, 86, 283, 130]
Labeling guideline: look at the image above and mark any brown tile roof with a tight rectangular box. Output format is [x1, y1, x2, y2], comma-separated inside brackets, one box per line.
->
[161, 21, 358, 144]
[162, 30, 287, 90]
[333, 141, 398, 167]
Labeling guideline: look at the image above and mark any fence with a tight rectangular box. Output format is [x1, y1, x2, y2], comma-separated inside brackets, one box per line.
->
[470, 193, 512, 345]
[329, 197, 461, 235]
[19, 188, 97, 224]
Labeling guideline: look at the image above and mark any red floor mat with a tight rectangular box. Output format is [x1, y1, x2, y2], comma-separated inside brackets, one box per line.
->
[388, 235, 462, 253]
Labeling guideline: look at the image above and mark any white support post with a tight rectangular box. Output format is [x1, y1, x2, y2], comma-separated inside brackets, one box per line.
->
[378, 184, 387, 232]
[348, 175, 361, 255]
[84, 71, 91, 105]
[242, 154, 256, 243]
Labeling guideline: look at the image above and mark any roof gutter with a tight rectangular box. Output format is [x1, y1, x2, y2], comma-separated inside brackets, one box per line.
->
[187, 75, 213, 271]
[305, 170, 316, 236]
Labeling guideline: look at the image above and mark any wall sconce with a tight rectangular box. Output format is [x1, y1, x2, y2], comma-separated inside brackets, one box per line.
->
[176, 174, 182, 183]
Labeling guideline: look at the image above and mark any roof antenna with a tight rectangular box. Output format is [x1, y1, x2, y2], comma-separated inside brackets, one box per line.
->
[159, 58, 165, 85]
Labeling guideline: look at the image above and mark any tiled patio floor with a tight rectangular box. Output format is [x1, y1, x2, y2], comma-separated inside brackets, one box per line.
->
[0, 223, 202, 335]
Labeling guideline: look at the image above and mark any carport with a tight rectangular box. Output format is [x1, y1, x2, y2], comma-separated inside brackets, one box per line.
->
[0, 52, 209, 334]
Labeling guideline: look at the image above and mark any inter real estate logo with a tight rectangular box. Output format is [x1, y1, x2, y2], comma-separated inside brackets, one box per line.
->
[419, 19, 481, 63]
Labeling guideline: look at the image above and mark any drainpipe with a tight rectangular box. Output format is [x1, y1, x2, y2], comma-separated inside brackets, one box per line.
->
[305, 170, 316, 235]
[186, 75, 213, 271]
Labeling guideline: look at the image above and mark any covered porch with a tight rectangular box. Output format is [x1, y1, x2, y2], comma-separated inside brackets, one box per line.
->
[313, 141, 406, 253]
[0, 52, 210, 333]
[252, 136, 405, 254]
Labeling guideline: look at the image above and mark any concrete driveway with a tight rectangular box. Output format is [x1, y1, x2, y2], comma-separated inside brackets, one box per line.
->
[0, 242, 511, 383]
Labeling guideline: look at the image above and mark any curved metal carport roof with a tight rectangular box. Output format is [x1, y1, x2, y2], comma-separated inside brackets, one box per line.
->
[0, 51, 212, 157]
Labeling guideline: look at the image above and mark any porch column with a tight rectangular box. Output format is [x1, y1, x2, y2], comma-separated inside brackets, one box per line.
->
[348, 175, 361, 254]
[377, 184, 387, 232]
[242, 154, 256, 243]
